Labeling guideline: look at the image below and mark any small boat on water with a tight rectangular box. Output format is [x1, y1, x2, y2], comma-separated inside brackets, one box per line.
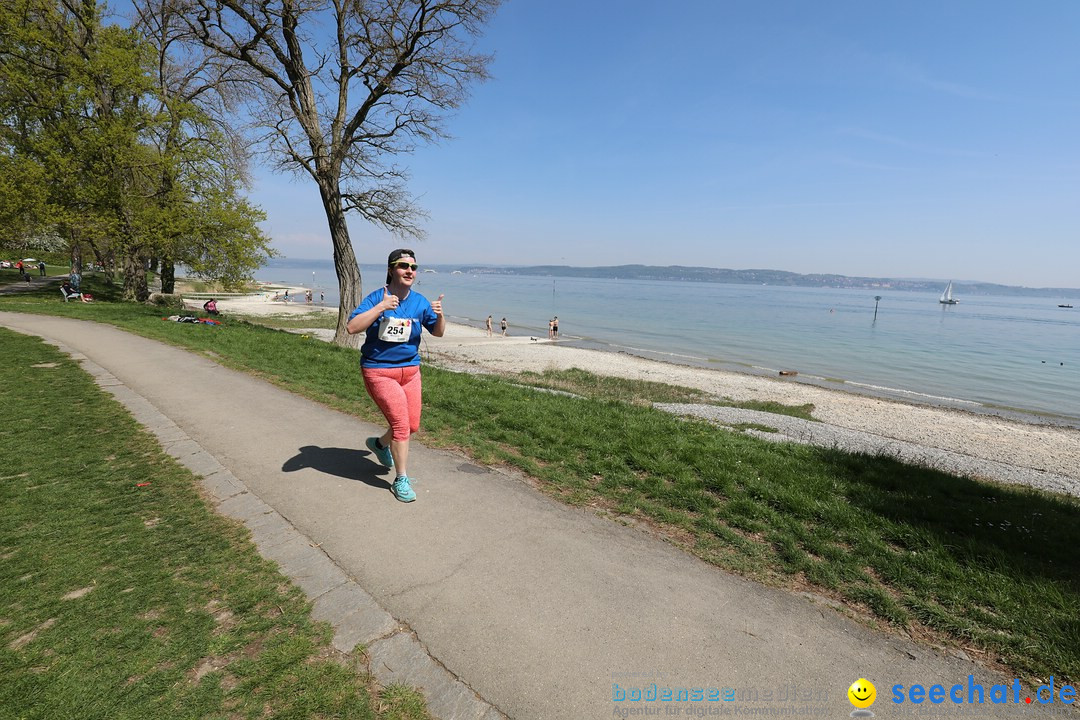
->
[1059, 304, 1074, 308]
[939, 281, 959, 305]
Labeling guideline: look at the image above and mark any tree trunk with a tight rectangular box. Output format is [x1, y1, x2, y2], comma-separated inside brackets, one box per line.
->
[318, 178, 363, 348]
[122, 250, 149, 302]
[70, 240, 82, 275]
[102, 250, 115, 284]
[160, 257, 175, 294]
[86, 239, 113, 284]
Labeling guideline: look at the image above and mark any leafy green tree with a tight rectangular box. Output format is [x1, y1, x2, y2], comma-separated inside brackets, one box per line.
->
[0, 0, 272, 298]
[132, 0, 272, 292]
[0, 0, 162, 298]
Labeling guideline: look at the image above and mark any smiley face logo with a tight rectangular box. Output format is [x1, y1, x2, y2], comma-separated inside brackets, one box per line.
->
[848, 678, 876, 709]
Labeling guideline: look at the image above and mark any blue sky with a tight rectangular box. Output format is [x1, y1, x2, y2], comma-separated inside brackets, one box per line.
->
[223, 2, 1080, 286]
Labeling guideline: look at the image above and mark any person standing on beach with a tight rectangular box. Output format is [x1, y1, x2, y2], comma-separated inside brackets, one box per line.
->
[347, 249, 444, 503]
[548, 318, 554, 339]
[552, 316, 559, 339]
[500, 317, 508, 337]
[486, 315, 493, 337]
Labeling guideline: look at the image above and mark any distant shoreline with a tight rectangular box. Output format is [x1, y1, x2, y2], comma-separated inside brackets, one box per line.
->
[258, 258, 1080, 298]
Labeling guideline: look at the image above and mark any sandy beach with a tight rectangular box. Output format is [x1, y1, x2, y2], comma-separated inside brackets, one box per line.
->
[213, 291, 1080, 491]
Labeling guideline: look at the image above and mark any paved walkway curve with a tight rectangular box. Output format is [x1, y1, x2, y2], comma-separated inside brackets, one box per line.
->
[0, 313, 1040, 719]
[0, 274, 64, 295]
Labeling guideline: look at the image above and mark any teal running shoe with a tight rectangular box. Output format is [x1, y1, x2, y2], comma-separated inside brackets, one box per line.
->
[365, 437, 394, 468]
[392, 475, 416, 503]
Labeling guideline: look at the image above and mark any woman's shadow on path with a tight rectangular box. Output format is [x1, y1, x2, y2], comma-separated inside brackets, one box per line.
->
[281, 446, 391, 491]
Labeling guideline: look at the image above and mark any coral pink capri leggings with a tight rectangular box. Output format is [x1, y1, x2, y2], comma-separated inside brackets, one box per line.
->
[362, 365, 422, 441]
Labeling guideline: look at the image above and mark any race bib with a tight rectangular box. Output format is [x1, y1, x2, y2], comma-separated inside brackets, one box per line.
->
[378, 316, 412, 343]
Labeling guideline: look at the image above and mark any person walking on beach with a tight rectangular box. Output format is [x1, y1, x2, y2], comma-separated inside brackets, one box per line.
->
[486, 315, 493, 337]
[347, 249, 445, 503]
[500, 317, 508, 337]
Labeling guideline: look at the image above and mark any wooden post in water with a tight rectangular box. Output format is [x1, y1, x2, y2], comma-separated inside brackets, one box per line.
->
[873, 295, 882, 322]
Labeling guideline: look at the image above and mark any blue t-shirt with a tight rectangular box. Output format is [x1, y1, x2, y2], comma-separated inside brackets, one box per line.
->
[349, 288, 439, 367]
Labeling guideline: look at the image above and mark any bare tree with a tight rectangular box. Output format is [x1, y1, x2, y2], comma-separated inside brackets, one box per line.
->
[179, 0, 500, 345]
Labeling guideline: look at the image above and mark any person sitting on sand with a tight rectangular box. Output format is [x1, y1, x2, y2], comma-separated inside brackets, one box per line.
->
[203, 299, 220, 315]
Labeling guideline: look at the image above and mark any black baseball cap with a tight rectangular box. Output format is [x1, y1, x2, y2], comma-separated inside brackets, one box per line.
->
[387, 248, 416, 265]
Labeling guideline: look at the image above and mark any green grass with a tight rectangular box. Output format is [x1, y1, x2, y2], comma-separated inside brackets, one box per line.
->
[729, 422, 779, 433]
[514, 368, 816, 419]
[517, 367, 710, 405]
[3, 284, 1079, 685]
[235, 312, 338, 330]
[727, 399, 816, 421]
[0, 327, 430, 720]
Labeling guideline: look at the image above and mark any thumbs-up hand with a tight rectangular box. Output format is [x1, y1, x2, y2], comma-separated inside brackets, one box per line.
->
[432, 294, 444, 316]
[381, 287, 399, 311]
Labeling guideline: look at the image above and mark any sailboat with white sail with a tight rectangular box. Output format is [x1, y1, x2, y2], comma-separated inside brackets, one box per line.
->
[939, 281, 958, 305]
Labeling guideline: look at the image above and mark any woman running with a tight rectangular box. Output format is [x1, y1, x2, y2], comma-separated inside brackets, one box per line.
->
[347, 249, 445, 502]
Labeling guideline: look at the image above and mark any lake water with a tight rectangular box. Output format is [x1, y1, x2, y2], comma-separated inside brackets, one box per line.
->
[257, 258, 1080, 425]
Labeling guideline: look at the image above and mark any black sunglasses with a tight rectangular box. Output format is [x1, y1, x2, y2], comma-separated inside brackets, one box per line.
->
[392, 261, 418, 271]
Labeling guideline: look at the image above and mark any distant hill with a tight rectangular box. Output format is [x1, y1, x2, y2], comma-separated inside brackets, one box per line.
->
[450, 264, 1080, 298]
